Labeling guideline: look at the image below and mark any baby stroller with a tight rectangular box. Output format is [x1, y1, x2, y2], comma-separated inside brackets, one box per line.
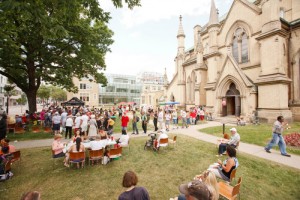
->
[144, 133, 158, 151]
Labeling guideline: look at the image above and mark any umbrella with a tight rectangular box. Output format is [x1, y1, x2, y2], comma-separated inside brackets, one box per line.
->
[159, 102, 180, 105]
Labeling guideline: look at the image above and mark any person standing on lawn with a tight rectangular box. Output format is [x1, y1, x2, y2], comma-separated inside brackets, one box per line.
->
[153, 110, 158, 131]
[132, 111, 139, 135]
[265, 116, 291, 157]
[141, 111, 148, 134]
[121, 112, 129, 135]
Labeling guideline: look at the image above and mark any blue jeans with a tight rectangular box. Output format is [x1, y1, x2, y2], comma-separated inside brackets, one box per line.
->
[132, 122, 138, 134]
[265, 133, 287, 155]
[178, 194, 186, 200]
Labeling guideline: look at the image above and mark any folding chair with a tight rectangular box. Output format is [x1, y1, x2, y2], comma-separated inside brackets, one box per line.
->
[109, 147, 122, 164]
[168, 136, 177, 148]
[69, 152, 85, 169]
[88, 149, 103, 165]
[7, 124, 16, 135]
[158, 138, 168, 152]
[11, 150, 21, 168]
[218, 177, 242, 200]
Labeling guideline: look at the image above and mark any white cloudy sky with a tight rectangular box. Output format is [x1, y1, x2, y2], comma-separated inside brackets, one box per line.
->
[101, 0, 233, 79]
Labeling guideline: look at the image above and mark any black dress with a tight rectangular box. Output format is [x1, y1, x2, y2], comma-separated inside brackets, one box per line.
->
[0, 116, 7, 140]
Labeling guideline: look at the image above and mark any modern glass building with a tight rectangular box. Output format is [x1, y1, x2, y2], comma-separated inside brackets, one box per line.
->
[99, 74, 142, 105]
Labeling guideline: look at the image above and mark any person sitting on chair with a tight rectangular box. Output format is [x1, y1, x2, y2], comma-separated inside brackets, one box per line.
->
[208, 145, 239, 182]
[217, 128, 240, 156]
[67, 137, 85, 168]
[118, 171, 150, 200]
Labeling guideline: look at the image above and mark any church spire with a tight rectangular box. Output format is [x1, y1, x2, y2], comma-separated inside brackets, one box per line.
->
[208, 0, 219, 26]
[177, 15, 185, 37]
[163, 67, 169, 86]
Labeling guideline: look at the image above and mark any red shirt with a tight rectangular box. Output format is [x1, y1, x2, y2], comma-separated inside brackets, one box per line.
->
[190, 111, 196, 118]
[121, 116, 129, 127]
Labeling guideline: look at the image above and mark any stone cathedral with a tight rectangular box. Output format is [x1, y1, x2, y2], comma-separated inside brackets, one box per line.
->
[163, 0, 300, 122]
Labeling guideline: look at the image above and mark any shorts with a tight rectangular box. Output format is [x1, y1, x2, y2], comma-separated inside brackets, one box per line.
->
[53, 152, 65, 158]
[52, 124, 60, 131]
[165, 120, 170, 125]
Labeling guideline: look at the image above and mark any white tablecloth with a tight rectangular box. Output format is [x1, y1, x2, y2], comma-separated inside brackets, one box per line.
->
[64, 139, 116, 153]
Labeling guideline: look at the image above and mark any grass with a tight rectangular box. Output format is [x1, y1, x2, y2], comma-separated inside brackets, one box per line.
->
[199, 122, 300, 155]
[1, 135, 300, 200]
[7, 132, 53, 141]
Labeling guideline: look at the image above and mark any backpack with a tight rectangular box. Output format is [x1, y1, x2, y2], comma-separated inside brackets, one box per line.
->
[136, 116, 140, 122]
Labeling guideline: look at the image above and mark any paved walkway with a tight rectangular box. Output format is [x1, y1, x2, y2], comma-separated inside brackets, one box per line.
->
[13, 121, 300, 170]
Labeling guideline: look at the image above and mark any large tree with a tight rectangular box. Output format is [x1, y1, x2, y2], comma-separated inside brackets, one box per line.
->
[0, 0, 140, 113]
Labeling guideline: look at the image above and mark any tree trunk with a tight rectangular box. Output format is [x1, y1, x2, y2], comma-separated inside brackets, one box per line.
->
[6, 96, 9, 114]
[26, 90, 37, 114]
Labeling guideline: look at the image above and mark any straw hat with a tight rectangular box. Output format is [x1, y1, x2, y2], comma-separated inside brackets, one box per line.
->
[54, 134, 63, 140]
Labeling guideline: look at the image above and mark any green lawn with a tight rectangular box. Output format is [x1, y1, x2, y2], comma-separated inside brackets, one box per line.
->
[199, 122, 300, 155]
[1, 135, 300, 200]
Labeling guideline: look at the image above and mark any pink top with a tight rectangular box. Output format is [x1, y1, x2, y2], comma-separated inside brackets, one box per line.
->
[52, 140, 64, 155]
[9, 145, 16, 153]
[40, 111, 46, 120]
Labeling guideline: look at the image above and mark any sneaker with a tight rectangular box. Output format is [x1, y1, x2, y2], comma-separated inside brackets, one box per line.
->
[265, 148, 271, 153]
[282, 154, 291, 157]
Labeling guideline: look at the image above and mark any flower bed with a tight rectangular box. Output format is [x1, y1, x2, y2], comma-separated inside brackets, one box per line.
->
[284, 133, 300, 147]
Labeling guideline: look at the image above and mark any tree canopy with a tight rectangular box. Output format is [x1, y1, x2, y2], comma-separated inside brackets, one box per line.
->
[0, 0, 140, 113]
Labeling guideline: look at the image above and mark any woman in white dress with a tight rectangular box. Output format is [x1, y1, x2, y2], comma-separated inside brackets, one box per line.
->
[88, 115, 98, 137]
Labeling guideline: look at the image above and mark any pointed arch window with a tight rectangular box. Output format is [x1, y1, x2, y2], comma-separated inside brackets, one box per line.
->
[232, 37, 238, 62]
[232, 28, 249, 64]
[241, 33, 248, 63]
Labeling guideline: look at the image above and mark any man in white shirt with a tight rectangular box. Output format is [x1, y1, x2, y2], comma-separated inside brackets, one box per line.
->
[181, 110, 188, 128]
[60, 109, 68, 133]
[158, 109, 164, 131]
[217, 127, 240, 156]
[80, 112, 89, 136]
[65, 115, 74, 139]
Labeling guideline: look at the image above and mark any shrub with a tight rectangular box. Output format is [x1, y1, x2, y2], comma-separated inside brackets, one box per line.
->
[284, 133, 300, 147]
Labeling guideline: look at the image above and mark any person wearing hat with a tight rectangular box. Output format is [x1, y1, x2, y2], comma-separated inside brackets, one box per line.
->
[217, 127, 240, 156]
[52, 112, 61, 135]
[178, 180, 211, 200]
[52, 134, 69, 167]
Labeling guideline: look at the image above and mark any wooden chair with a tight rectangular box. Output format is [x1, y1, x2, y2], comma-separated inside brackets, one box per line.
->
[109, 147, 122, 159]
[158, 138, 168, 152]
[88, 149, 103, 165]
[7, 123, 16, 135]
[168, 136, 177, 148]
[15, 126, 25, 134]
[69, 152, 85, 169]
[218, 177, 242, 200]
[11, 150, 21, 167]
